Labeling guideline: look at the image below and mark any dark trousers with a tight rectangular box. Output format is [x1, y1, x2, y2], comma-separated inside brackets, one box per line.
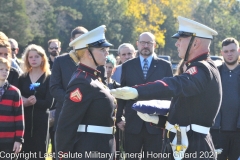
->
[124, 124, 163, 160]
[49, 126, 56, 160]
[211, 129, 240, 160]
[162, 130, 217, 160]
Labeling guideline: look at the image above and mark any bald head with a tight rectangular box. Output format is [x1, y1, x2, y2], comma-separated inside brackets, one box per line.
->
[138, 32, 156, 42]
[137, 32, 156, 58]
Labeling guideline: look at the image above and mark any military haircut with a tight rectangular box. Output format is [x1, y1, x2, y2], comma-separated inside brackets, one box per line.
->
[222, 37, 239, 48]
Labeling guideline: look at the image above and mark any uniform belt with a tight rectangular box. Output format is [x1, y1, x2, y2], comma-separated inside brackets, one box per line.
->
[77, 125, 113, 134]
[165, 121, 210, 134]
[165, 121, 210, 160]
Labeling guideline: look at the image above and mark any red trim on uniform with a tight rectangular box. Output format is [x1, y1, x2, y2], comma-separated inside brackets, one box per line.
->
[155, 80, 168, 86]
[75, 70, 82, 78]
[133, 80, 168, 88]
[186, 52, 209, 64]
[85, 72, 88, 78]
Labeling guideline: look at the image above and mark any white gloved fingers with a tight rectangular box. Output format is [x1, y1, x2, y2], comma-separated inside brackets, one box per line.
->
[110, 87, 138, 100]
[137, 112, 159, 124]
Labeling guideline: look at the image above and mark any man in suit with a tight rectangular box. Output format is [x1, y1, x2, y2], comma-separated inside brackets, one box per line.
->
[116, 32, 173, 159]
[49, 26, 88, 157]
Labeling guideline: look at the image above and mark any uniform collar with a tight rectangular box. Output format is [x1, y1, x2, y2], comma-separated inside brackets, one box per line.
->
[185, 52, 209, 67]
[78, 63, 101, 78]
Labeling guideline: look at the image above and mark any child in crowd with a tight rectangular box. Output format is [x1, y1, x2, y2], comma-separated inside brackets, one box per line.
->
[0, 57, 24, 158]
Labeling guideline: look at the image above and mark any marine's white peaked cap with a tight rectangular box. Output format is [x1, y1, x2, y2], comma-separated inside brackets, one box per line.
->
[172, 16, 218, 39]
[69, 25, 112, 50]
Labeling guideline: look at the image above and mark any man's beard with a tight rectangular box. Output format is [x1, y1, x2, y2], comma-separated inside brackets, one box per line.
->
[139, 48, 152, 56]
[224, 57, 238, 66]
[50, 51, 59, 57]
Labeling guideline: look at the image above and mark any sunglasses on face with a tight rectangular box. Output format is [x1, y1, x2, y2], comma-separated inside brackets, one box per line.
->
[49, 47, 59, 50]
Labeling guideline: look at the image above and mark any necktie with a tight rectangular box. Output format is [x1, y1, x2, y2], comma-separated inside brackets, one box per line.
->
[143, 59, 148, 79]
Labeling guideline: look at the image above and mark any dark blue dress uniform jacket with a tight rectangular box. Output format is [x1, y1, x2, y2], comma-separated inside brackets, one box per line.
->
[56, 63, 116, 160]
[134, 53, 222, 159]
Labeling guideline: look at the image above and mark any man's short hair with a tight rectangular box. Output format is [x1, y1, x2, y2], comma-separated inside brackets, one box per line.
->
[117, 43, 135, 55]
[222, 37, 239, 48]
[8, 38, 18, 48]
[71, 26, 88, 39]
[48, 39, 61, 47]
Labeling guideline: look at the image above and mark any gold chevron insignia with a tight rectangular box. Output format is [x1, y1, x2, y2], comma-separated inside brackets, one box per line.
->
[70, 88, 82, 102]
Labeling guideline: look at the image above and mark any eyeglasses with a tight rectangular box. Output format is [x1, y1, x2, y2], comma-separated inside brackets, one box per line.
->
[11, 48, 17, 52]
[139, 41, 154, 46]
[49, 47, 59, 50]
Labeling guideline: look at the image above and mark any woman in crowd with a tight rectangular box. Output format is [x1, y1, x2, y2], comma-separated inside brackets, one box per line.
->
[18, 44, 53, 160]
[105, 54, 117, 89]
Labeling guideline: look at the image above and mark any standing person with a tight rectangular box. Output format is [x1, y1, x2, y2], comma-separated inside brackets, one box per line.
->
[8, 38, 23, 74]
[48, 39, 61, 69]
[56, 25, 116, 160]
[0, 32, 20, 87]
[111, 16, 221, 160]
[116, 32, 173, 160]
[49, 26, 88, 157]
[111, 43, 136, 83]
[105, 54, 117, 89]
[0, 57, 24, 159]
[18, 44, 53, 160]
[211, 37, 240, 160]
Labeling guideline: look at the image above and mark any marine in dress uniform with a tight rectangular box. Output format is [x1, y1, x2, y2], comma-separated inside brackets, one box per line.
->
[111, 16, 222, 160]
[55, 25, 116, 160]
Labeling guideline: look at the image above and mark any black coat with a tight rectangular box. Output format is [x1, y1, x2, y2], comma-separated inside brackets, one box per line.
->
[49, 53, 78, 130]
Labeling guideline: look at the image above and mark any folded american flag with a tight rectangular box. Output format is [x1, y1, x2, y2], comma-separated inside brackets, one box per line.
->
[132, 100, 171, 115]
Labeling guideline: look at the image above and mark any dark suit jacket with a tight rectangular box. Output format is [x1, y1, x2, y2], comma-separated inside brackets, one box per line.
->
[8, 67, 20, 87]
[116, 56, 173, 134]
[49, 53, 78, 130]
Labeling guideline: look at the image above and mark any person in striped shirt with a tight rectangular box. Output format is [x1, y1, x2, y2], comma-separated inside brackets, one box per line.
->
[0, 56, 24, 157]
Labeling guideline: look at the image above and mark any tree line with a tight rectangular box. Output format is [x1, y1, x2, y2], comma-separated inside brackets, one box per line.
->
[0, 0, 239, 61]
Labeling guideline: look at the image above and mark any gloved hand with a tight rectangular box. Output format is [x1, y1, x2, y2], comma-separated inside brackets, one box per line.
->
[110, 87, 138, 100]
[137, 112, 159, 124]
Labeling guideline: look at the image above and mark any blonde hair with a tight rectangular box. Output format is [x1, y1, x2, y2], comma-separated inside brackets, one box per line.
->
[0, 32, 12, 60]
[0, 57, 10, 69]
[22, 44, 51, 76]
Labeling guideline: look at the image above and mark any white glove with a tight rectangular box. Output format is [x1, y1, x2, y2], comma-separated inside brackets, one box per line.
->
[110, 87, 138, 100]
[137, 112, 159, 124]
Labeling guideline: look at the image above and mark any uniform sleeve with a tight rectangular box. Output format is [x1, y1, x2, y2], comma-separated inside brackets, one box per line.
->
[136, 64, 210, 100]
[49, 58, 65, 104]
[13, 88, 24, 143]
[55, 79, 94, 154]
